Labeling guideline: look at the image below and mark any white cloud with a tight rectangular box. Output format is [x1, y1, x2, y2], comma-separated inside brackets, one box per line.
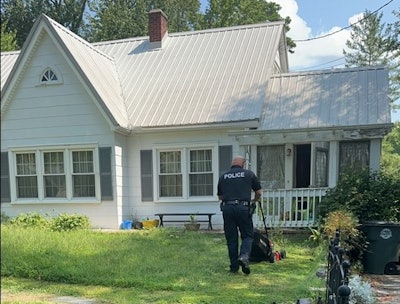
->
[273, 0, 353, 71]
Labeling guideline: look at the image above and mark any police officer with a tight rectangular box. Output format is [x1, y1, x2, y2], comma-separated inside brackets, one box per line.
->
[217, 155, 262, 274]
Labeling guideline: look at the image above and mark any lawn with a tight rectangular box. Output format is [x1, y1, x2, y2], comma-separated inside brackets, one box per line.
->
[1, 226, 326, 304]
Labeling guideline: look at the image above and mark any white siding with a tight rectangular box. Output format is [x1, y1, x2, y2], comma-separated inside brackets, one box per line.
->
[1, 34, 120, 229]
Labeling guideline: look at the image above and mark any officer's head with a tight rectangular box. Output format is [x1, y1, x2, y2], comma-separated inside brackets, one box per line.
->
[232, 156, 246, 168]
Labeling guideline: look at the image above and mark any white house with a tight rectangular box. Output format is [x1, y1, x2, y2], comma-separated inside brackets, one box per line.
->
[1, 10, 392, 229]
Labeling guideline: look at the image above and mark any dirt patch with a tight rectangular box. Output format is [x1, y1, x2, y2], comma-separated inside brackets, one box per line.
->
[365, 274, 400, 304]
[1, 292, 98, 304]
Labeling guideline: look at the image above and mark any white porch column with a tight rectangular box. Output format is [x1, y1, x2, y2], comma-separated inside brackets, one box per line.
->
[329, 141, 339, 188]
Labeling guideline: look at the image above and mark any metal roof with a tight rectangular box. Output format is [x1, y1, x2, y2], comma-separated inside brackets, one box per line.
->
[94, 22, 287, 128]
[261, 66, 391, 131]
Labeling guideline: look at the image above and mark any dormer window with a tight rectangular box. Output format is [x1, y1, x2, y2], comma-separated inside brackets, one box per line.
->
[38, 67, 63, 86]
[41, 69, 58, 82]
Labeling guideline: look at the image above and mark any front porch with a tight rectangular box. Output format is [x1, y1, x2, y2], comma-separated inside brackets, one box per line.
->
[254, 188, 328, 228]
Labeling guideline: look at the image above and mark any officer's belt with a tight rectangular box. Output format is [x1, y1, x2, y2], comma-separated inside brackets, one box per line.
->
[222, 200, 250, 206]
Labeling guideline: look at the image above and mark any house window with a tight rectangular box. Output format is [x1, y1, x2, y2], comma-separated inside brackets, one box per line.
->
[257, 145, 285, 189]
[339, 141, 370, 174]
[315, 148, 328, 187]
[189, 149, 213, 196]
[41, 69, 58, 82]
[13, 147, 98, 201]
[158, 148, 213, 198]
[16, 153, 38, 198]
[43, 151, 66, 197]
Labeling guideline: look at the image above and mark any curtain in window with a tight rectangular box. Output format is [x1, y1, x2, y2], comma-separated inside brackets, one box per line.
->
[257, 146, 284, 189]
[339, 141, 369, 174]
[16, 153, 38, 198]
[72, 151, 95, 197]
[189, 149, 213, 196]
[44, 151, 66, 197]
[159, 151, 182, 197]
[315, 149, 328, 187]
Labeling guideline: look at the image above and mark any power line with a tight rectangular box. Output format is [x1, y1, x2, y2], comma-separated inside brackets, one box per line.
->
[293, 0, 395, 42]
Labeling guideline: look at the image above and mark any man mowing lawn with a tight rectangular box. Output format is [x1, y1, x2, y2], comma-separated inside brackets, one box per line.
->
[217, 155, 262, 275]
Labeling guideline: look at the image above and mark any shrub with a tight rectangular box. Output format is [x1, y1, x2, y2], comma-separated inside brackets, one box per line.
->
[10, 212, 49, 228]
[1, 212, 10, 223]
[320, 169, 400, 222]
[50, 213, 90, 231]
[348, 275, 376, 304]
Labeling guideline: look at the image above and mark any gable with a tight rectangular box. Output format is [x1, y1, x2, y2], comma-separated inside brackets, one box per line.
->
[1, 33, 113, 147]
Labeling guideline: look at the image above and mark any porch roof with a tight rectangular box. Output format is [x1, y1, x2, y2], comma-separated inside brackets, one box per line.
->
[260, 66, 392, 131]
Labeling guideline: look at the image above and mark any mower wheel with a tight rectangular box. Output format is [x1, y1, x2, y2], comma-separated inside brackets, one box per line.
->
[280, 250, 286, 259]
[268, 252, 275, 263]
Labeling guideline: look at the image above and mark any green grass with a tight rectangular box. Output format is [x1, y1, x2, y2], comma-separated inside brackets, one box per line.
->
[1, 226, 326, 304]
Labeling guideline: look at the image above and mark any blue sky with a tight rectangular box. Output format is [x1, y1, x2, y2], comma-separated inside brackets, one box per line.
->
[200, 0, 399, 122]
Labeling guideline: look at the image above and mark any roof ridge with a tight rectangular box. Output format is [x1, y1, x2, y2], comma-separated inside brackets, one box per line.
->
[273, 65, 386, 77]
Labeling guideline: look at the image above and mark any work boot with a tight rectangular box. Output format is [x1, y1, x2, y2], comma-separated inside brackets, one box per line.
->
[238, 256, 250, 275]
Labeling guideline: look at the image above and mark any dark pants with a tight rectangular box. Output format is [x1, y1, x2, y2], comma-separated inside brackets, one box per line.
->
[222, 204, 254, 271]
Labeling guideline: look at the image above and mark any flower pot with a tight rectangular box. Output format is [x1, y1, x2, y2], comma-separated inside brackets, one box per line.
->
[184, 222, 200, 231]
[141, 219, 159, 229]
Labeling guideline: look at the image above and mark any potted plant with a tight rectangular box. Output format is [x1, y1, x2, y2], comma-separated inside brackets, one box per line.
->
[141, 217, 159, 229]
[184, 214, 200, 231]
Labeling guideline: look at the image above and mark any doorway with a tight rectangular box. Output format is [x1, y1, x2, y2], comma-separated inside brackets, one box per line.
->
[294, 144, 311, 188]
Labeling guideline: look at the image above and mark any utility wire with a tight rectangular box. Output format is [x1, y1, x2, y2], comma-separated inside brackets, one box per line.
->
[293, 0, 395, 42]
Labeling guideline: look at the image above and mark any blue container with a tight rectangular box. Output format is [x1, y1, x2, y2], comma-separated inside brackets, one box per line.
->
[121, 220, 133, 230]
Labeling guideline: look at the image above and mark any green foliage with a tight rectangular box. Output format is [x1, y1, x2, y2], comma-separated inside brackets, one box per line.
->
[1, 212, 11, 223]
[50, 213, 90, 232]
[320, 169, 400, 223]
[1, 227, 326, 303]
[7, 212, 90, 231]
[0, 22, 18, 51]
[10, 212, 50, 228]
[381, 122, 400, 177]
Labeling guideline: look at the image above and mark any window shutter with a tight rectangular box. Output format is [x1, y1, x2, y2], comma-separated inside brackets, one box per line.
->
[140, 150, 153, 201]
[99, 147, 113, 200]
[219, 145, 232, 176]
[1, 152, 11, 203]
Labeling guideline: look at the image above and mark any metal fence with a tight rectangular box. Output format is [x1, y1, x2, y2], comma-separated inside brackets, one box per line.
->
[326, 230, 351, 304]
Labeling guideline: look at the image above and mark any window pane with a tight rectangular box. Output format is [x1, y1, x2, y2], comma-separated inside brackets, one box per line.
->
[189, 173, 213, 196]
[190, 150, 212, 172]
[17, 176, 38, 198]
[72, 151, 94, 173]
[257, 146, 285, 189]
[44, 152, 64, 174]
[44, 175, 66, 197]
[159, 175, 182, 196]
[315, 149, 328, 187]
[16, 153, 36, 175]
[73, 175, 95, 197]
[160, 151, 181, 173]
[339, 141, 369, 174]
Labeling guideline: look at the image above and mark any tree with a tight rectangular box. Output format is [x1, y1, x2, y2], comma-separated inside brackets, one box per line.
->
[0, 0, 88, 49]
[84, 0, 202, 42]
[1, 22, 18, 51]
[202, 0, 295, 53]
[381, 122, 400, 177]
[344, 9, 399, 107]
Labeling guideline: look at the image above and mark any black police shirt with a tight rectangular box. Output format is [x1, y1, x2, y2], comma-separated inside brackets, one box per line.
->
[217, 165, 261, 202]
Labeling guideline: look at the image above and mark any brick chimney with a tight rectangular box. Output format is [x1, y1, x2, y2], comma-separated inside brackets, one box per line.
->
[148, 9, 168, 49]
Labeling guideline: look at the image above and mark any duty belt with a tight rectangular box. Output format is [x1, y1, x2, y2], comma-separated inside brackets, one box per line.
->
[222, 200, 250, 206]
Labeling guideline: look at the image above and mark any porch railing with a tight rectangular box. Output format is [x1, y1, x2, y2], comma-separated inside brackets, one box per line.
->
[255, 188, 328, 228]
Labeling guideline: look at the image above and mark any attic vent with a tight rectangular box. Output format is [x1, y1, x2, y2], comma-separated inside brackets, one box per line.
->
[39, 67, 63, 85]
[41, 69, 57, 82]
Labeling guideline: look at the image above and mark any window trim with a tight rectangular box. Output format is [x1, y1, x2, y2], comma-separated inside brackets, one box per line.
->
[153, 143, 218, 202]
[9, 145, 100, 204]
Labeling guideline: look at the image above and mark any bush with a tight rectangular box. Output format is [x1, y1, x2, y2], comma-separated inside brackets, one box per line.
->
[50, 213, 90, 231]
[10, 212, 49, 228]
[7, 212, 90, 231]
[320, 169, 400, 222]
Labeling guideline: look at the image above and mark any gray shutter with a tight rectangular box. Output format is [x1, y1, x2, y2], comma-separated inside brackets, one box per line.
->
[1, 152, 11, 203]
[219, 145, 232, 176]
[99, 147, 113, 200]
[140, 150, 153, 201]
